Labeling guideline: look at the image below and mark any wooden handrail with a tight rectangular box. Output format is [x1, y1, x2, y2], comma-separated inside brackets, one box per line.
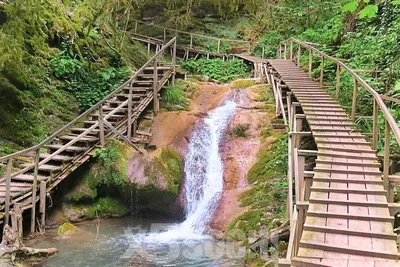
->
[0, 37, 177, 162]
[132, 19, 250, 44]
[281, 38, 400, 146]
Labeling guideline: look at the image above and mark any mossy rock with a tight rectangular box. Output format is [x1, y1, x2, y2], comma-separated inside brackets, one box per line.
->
[231, 79, 257, 89]
[63, 197, 129, 222]
[66, 172, 98, 202]
[57, 223, 77, 236]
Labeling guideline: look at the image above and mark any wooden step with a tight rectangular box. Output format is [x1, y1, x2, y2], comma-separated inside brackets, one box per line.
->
[70, 128, 99, 135]
[309, 122, 354, 127]
[311, 128, 355, 132]
[306, 211, 393, 222]
[315, 159, 380, 167]
[303, 224, 397, 240]
[21, 164, 62, 173]
[299, 240, 399, 259]
[313, 133, 365, 139]
[313, 177, 383, 185]
[309, 198, 388, 207]
[310, 187, 387, 195]
[47, 144, 86, 153]
[40, 153, 74, 163]
[306, 117, 352, 122]
[302, 103, 342, 108]
[303, 108, 344, 112]
[58, 135, 98, 143]
[317, 146, 375, 154]
[314, 167, 381, 176]
[10, 174, 47, 182]
[315, 139, 371, 146]
[136, 130, 152, 137]
[305, 112, 348, 117]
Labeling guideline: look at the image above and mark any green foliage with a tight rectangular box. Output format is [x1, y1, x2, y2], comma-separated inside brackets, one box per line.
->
[50, 53, 83, 79]
[153, 148, 183, 195]
[342, 1, 379, 19]
[181, 58, 250, 82]
[161, 80, 190, 111]
[93, 139, 129, 187]
[231, 79, 256, 88]
[61, 66, 131, 111]
[229, 124, 249, 138]
[73, 197, 129, 219]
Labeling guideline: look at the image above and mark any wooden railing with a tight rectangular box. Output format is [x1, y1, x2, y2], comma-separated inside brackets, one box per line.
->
[279, 38, 400, 198]
[132, 19, 271, 58]
[0, 37, 177, 231]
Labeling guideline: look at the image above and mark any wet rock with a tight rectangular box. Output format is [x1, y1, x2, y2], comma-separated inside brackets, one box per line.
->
[57, 223, 78, 237]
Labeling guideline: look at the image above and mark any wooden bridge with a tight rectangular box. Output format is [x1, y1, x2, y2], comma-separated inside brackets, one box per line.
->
[263, 40, 400, 266]
[0, 25, 399, 267]
[0, 37, 177, 236]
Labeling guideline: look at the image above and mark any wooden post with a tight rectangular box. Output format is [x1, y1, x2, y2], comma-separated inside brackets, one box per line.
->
[287, 135, 294, 222]
[279, 43, 282, 59]
[284, 42, 287, 59]
[172, 39, 177, 85]
[290, 41, 293, 60]
[30, 149, 40, 234]
[294, 149, 300, 203]
[351, 79, 357, 121]
[297, 45, 301, 66]
[127, 82, 133, 139]
[190, 35, 193, 48]
[372, 99, 378, 150]
[217, 39, 221, 53]
[308, 48, 312, 77]
[40, 180, 46, 231]
[287, 93, 292, 131]
[134, 21, 138, 33]
[262, 46, 265, 59]
[99, 106, 105, 146]
[320, 56, 324, 87]
[153, 56, 159, 114]
[278, 87, 288, 125]
[14, 203, 23, 239]
[383, 120, 390, 195]
[336, 63, 341, 100]
[147, 43, 150, 55]
[4, 157, 13, 225]
[163, 28, 166, 42]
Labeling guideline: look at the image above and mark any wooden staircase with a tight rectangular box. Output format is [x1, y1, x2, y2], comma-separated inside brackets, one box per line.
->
[0, 38, 177, 235]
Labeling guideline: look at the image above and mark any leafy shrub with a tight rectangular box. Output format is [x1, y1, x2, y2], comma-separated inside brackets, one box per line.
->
[161, 80, 192, 111]
[229, 124, 249, 138]
[50, 52, 83, 79]
[61, 67, 131, 111]
[181, 58, 250, 83]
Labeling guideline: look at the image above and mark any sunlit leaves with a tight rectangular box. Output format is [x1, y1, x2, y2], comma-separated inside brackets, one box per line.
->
[342, 0, 379, 19]
[359, 4, 378, 18]
[342, 1, 359, 13]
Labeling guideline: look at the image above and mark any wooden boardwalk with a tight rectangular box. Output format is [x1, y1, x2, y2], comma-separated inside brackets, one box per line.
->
[0, 38, 177, 235]
[268, 59, 399, 266]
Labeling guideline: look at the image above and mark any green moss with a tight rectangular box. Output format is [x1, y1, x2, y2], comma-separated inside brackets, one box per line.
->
[57, 222, 77, 236]
[76, 197, 129, 219]
[231, 79, 256, 88]
[153, 148, 183, 195]
[68, 172, 98, 202]
[92, 139, 129, 187]
[227, 134, 288, 241]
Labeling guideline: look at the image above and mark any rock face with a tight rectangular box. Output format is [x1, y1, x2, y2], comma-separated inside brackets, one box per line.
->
[210, 84, 273, 234]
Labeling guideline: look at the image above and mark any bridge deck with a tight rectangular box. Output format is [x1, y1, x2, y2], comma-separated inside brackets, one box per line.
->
[268, 59, 399, 266]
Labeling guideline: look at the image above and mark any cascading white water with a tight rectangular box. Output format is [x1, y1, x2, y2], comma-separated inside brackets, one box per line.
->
[143, 99, 237, 242]
[178, 99, 237, 236]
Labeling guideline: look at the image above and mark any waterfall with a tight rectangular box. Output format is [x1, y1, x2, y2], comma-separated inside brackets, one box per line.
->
[144, 99, 237, 241]
[179, 99, 237, 236]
